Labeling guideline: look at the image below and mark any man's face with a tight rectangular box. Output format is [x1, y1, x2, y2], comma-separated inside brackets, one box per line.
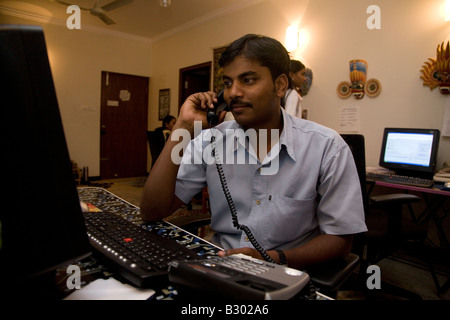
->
[222, 56, 287, 130]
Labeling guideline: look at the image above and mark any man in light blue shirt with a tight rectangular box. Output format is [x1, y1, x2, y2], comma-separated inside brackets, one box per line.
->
[176, 107, 366, 251]
[141, 34, 367, 270]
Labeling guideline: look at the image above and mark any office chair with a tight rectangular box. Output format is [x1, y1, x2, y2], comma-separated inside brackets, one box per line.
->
[147, 131, 165, 168]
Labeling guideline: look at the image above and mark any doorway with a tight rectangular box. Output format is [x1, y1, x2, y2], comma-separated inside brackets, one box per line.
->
[100, 71, 149, 179]
[179, 62, 211, 110]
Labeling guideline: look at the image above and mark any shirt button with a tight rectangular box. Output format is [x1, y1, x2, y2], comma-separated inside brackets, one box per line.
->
[256, 200, 261, 205]
[245, 237, 249, 242]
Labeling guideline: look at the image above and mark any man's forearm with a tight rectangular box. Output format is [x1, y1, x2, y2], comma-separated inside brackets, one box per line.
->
[281, 234, 353, 270]
[219, 234, 354, 270]
[139, 123, 193, 222]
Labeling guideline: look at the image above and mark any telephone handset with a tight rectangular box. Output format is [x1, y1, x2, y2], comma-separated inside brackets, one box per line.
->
[207, 90, 229, 125]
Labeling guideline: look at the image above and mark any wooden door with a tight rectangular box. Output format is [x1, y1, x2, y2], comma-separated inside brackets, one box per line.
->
[100, 71, 149, 179]
[179, 62, 211, 110]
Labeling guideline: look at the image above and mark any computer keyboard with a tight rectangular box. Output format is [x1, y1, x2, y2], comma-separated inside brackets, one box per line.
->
[366, 172, 434, 188]
[83, 211, 200, 287]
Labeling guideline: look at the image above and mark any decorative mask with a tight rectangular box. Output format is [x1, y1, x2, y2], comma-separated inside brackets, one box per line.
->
[420, 41, 450, 94]
[337, 59, 381, 99]
[349, 59, 367, 99]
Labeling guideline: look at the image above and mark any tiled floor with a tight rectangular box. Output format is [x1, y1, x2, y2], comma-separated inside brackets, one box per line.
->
[81, 177, 450, 300]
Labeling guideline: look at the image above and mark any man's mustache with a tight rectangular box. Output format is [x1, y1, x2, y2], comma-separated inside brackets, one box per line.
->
[229, 98, 253, 109]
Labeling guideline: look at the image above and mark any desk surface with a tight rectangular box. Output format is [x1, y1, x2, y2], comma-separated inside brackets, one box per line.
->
[75, 187, 327, 300]
[370, 180, 450, 196]
[371, 179, 450, 254]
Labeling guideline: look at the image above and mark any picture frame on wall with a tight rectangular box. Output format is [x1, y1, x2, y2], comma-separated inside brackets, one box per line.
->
[159, 88, 170, 120]
[213, 45, 228, 93]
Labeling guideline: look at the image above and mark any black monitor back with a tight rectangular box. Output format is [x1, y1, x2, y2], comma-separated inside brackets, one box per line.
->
[0, 25, 91, 295]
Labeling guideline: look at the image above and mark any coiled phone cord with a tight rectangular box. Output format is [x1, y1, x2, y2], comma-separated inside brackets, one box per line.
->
[210, 132, 317, 300]
[210, 135, 275, 264]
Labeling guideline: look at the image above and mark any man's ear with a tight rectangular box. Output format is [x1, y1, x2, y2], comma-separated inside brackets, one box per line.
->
[275, 74, 289, 98]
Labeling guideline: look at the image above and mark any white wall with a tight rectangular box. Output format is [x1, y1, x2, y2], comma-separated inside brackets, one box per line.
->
[297, 0, 450, 168]
[150, 0, 450, 169]
[1, 13, 152, 177]
[3, 0, 450, 176]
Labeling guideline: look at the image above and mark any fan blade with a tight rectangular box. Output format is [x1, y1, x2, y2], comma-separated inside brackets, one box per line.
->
[101, 0, 133, 12]
[97, 13, 116, 25]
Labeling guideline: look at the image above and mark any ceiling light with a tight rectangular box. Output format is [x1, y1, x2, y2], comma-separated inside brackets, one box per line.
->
[160, 0, 171, 8]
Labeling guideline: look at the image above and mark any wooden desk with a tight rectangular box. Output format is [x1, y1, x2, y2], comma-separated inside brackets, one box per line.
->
[368, 180, 450, 293]
[370, 181, 449, 247]
[372, 181, 450, 196]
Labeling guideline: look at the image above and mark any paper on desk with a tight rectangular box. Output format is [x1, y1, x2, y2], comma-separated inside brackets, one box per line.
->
[64, 278, 155, 300]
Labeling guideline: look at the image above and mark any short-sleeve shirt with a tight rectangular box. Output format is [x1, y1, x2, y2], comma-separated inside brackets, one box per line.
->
[175, 107, 367, 250]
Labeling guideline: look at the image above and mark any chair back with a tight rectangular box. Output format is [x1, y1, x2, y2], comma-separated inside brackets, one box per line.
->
[340, 134, 368, 211]
[147, 131, 165, 167]
[340, 134, 368, 259]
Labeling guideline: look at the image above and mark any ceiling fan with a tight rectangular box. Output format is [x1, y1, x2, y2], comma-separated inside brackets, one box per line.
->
[53, 0, 133, 25]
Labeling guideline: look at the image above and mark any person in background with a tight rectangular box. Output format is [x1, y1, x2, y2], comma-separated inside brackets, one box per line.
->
[283, 60, 306, 118]
[150, 115, 176, 167]
[156, 115, 176, 141]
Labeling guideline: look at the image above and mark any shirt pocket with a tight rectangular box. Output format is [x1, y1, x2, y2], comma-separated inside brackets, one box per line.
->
[263, 194, 318, 248]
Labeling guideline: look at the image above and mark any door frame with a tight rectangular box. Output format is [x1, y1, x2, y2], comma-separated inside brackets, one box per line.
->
[178, 62, 211, 109]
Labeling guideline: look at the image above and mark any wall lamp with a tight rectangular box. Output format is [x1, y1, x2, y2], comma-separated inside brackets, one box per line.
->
[285, 25, 309, 53]
[446, 0, 450, 21]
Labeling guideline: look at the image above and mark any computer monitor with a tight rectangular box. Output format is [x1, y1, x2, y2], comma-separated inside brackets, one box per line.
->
[0, 25, 91, 296]
[379, 127, 440, 179]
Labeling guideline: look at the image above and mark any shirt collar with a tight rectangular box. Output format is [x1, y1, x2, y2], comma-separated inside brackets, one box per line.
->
[226, 107, 297, 162]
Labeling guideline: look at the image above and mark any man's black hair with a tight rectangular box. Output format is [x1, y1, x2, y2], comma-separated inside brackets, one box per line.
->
[219, 34, 290, 82]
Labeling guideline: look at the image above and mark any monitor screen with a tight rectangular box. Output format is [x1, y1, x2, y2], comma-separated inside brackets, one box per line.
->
[379, 128, 440, 179]
[0, 25, 91, 295]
